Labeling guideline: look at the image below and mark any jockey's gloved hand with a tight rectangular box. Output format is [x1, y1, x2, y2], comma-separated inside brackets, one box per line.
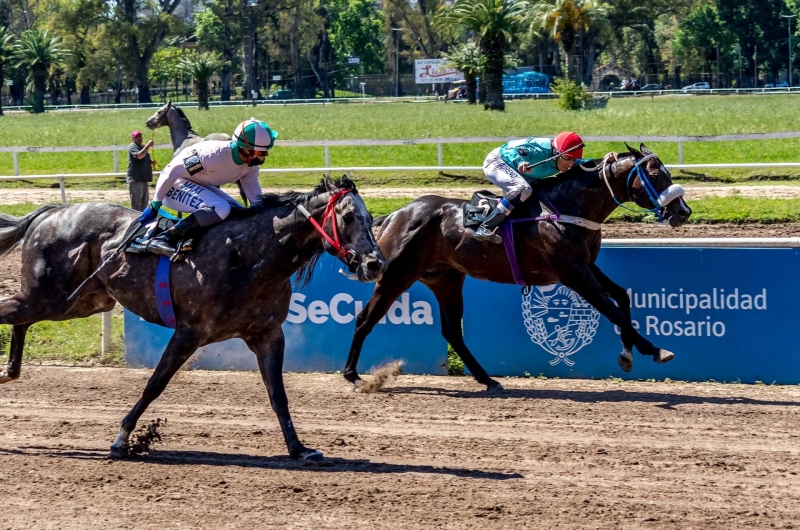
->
[139, 201, 162, 224]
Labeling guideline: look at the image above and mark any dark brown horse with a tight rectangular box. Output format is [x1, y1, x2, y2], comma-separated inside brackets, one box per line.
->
[344, 144, 692, 392]
[0, 176, 385, 463]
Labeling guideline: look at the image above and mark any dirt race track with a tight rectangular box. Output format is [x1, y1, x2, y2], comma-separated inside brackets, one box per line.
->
[1, 366, 799, 529]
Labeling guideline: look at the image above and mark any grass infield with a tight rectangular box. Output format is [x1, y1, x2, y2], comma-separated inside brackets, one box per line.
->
[2, 95, 800, 182]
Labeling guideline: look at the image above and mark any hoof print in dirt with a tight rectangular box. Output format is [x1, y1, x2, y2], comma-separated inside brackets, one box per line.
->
[300, 450, 325, 466]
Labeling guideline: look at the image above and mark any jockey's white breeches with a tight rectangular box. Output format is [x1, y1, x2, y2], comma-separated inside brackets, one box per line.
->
[161, 179, 238, 225]
[483, 148, 533, 202]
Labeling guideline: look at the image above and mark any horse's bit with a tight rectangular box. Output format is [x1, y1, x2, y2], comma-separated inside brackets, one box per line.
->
[601, 153, 684, 222]
[295, 189, 359, 270]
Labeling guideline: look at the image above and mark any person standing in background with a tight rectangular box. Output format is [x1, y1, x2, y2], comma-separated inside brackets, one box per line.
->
[127, 130, 155, 212]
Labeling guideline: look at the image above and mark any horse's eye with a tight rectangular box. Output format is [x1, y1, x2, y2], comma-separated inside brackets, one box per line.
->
[342, 212, 355, 225]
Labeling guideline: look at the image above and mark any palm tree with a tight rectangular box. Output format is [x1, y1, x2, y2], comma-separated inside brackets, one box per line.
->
[442, 41, 482, 104]
[0, 27, 15, 116]
[435, 0, 529, 111]
[179, 52, 226, 111]
[530, 0, 607, 81]
[14, 30, 67, 113]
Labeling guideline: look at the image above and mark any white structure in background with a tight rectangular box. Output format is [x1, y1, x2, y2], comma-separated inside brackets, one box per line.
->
[414, 59, 464, 84]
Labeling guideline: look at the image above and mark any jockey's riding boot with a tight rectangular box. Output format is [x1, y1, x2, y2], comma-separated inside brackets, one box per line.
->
[473, 207, 508, 243]
[147, 214, 199, 257]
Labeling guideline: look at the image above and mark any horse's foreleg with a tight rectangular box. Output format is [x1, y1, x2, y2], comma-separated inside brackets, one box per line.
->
[245, 328, 321, 464]
[588, 264, 637, 368]
[558, 263, 672, 372]
[587, 263, 671, 365]
[423, 270, 504, 393]
[110, 327, 200, 458]
[344, 265, 426, 388]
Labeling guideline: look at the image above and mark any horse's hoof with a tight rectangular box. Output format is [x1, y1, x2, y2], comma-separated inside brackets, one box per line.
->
[654, 349, 675, 364]
[486, 381, 504, 394]
[301, 449, 324, 466]
[352, 379, 364, 393]
[108, 444, 129, 459]
[617, 354, 633, 372]
[0, 372, 16, 384]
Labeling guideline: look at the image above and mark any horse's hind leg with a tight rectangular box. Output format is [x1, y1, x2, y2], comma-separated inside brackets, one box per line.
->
[0, 324, 29, 383]
[422, 269, 504, 393]
[110, 327, 200, 458]
[246, 328, 321, 464]
[0, 296, 45, 383]
[589, 263, 672, 369]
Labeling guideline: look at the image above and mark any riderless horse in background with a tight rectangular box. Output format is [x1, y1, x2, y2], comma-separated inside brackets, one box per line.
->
[144, 100, 232, 155]
[343, 144, 692, 392]
[0, 176, 386, 463]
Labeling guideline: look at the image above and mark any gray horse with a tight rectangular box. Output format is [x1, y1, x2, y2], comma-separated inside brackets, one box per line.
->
[145, 100, 231, 154]
[0, 176, 386, 463]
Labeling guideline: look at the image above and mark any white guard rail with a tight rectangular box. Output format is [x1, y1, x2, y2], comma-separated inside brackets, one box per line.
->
[3, 132, 800, 204]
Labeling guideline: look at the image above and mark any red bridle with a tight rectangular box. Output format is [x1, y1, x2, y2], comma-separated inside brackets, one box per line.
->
[295, 189, 355, 260]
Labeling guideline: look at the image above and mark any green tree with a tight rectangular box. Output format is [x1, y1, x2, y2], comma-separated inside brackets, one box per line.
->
[179, 51, 225, 109]
[530, 0, 607, 82]
[14, 29, 67, 113]
[442, 40, 481, 104]
[0, 26, 14, 116]
[435, 0, 528, 111]
[326, 0, 385, 74]
[112, 0, 186, 103]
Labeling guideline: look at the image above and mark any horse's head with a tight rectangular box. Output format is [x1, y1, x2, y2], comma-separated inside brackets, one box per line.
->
[318, 176, 386, 283]
[610, 143, 692, 228]
[145, 100, 172, 130]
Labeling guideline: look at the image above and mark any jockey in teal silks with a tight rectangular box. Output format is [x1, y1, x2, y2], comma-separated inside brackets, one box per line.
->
[474, 131, 587, 243]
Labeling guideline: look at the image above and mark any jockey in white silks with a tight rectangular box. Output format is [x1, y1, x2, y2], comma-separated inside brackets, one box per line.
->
[138, 118, 278, 257]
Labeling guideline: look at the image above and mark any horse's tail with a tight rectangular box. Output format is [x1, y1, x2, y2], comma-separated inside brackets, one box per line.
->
[0, 204, 59, 260]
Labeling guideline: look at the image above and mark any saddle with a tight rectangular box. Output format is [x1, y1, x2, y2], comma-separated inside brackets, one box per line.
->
[462, 190, 502, 228]
[124, 215, 196, 261]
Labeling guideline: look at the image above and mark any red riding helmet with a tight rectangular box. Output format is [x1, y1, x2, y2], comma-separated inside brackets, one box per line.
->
[552, 131, 584, 159]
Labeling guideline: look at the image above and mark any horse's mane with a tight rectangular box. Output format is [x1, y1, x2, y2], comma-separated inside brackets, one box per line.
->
[229, 176, 358, 289]
[172, 105, 198, 135]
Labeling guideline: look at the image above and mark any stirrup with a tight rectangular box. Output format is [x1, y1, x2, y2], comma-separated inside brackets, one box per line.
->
[473, 226, 502, 244]
[146, 238, 177, 257]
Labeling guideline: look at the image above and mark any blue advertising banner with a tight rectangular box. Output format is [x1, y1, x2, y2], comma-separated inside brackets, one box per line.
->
[462, 247, 800, 383]
[125, 246, 800, 384]
[124, 262, 448, 375]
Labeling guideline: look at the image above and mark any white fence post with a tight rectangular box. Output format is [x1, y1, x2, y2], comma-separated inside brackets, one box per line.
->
[437, 142, 443, 167]
[113, 146, 119, 173]
[324, 145, 331, 177]
[59, 177, 66, 204]
[101, 310, 113, 356]
[12, 150, 19, 176]
[678, 142, 684, 164]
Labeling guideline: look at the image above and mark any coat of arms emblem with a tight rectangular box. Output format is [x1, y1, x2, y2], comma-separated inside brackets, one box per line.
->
[521, 285, 600, 366]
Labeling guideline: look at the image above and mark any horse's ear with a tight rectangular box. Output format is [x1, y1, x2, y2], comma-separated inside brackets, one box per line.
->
[167, 99, 172, 108]
[322, 175, 332, 192]
[640, 143, 652, 155]
[341, 174, 355, 189]
[624, 142, 642, 158]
